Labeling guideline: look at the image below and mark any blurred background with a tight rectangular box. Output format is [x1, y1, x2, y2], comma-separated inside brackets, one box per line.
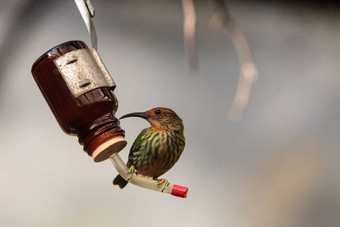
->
[0, 0, 339, 226]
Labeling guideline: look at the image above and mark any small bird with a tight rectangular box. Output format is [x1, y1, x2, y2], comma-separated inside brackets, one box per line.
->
[113, 107, 185, 189]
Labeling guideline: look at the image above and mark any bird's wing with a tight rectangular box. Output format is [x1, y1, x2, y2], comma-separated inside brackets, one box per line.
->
[127, 128, 149, 166]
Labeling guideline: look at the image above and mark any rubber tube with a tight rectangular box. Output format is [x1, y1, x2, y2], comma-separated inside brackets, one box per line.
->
[110, 154, 188, 198]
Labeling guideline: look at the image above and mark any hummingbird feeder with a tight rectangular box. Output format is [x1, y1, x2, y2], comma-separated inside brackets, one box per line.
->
[30, 0, 188, 198]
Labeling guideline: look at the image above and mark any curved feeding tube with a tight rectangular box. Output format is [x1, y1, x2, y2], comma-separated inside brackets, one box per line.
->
[110, 154, 188, 198]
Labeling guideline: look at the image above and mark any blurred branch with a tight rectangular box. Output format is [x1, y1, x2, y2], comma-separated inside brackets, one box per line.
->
[211, 0, 258, 121]
[181, 0, 198, 72]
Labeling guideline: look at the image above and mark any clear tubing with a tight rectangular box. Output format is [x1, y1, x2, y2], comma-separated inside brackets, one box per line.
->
[110, 154, 188, 198]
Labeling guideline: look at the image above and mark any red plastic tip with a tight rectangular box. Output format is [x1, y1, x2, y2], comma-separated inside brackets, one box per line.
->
[171, 185, 188, 198]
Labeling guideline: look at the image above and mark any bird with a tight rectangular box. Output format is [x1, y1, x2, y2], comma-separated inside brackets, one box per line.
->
[113, 107, 185, 190]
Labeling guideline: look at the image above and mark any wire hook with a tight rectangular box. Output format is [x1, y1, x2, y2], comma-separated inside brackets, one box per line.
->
[74, 0, 98, 50]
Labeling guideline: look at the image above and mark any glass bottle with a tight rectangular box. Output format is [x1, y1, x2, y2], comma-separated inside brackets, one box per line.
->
[31, 40, 127, 162]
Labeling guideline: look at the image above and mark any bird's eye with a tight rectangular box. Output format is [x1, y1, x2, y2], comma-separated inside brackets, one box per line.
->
[155, 109, 162, 115]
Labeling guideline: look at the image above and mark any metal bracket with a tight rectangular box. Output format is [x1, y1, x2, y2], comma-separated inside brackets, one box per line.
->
[54, 49, 115, 97]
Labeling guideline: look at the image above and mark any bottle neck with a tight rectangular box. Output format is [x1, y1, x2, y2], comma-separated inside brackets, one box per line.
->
[77, 113, 125, 158]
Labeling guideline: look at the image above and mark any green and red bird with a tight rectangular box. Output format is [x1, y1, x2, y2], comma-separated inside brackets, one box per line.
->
[113, 107, 185, 189]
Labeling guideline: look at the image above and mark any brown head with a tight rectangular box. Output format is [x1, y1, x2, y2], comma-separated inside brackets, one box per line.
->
[120, 107, 184, 131]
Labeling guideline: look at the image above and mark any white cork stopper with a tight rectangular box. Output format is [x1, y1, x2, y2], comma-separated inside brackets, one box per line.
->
[92, 136, 127, 162]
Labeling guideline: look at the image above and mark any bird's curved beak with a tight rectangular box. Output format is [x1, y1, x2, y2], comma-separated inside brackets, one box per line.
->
[120, 112, 156, 121]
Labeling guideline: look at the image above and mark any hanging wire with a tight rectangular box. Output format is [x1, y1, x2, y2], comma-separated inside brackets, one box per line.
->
[74, 0, 98, 50]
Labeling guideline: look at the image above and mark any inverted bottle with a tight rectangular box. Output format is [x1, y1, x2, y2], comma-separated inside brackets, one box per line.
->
[31, 40, 127, 162]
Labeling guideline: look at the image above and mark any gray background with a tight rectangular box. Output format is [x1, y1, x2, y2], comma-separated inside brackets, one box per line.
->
[0, 0, 339, 226]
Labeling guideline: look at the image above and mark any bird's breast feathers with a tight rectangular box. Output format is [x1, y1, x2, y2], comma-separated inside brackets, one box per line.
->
[129, 129, 184, 177]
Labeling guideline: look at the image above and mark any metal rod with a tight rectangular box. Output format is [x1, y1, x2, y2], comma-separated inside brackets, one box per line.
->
[74, 0, 98, 50]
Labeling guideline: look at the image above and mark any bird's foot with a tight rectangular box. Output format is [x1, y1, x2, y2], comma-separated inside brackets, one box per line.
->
[127, 165, 137, 181]
[157, 178, 170, 192]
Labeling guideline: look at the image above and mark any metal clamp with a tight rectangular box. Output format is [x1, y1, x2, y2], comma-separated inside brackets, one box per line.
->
[54, 48, 115, 97]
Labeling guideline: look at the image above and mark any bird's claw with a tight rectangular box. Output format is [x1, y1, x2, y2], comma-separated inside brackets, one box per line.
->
[157, 178, 170, 192]
[127, 165, 137, 181]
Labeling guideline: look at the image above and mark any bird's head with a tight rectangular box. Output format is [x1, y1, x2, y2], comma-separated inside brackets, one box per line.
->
[120, 107, 184, 131]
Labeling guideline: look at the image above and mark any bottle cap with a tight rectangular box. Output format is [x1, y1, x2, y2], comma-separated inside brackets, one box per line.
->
[92, 136, 127, 162]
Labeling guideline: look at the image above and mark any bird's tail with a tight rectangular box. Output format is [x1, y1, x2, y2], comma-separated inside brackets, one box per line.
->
[113, 174, 128, 189]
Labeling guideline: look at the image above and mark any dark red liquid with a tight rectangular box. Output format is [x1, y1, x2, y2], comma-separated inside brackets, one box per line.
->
[31, 40, 126, 161]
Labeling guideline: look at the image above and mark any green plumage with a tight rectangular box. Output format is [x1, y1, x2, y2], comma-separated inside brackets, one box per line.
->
[113, 107, 185, 189]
